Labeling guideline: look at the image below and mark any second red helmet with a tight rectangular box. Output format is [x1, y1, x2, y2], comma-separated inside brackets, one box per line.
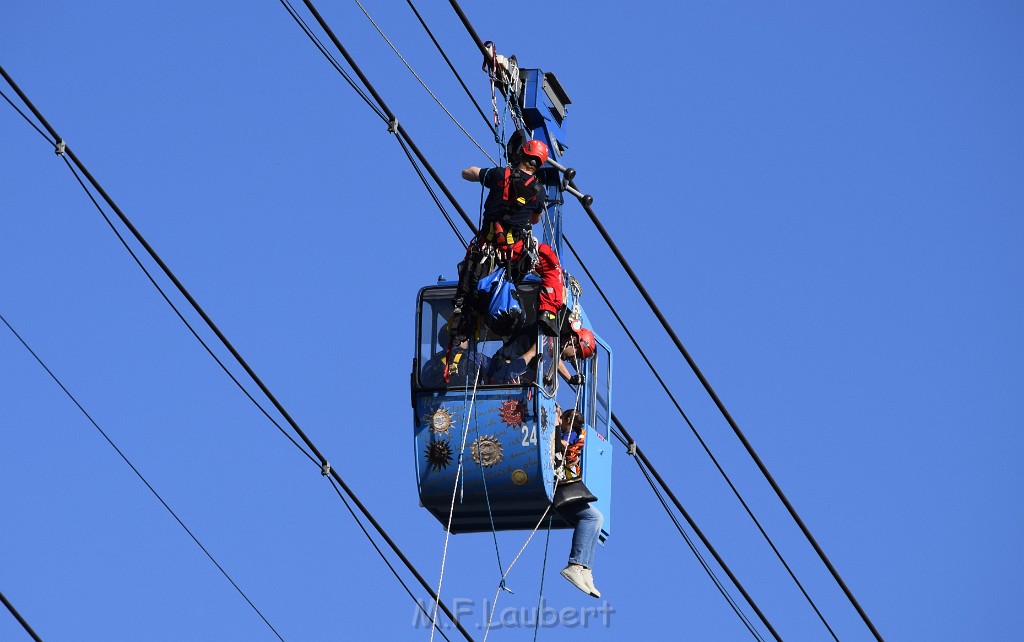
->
[572, 327, 596, 359]
[520, 139, 549, 166]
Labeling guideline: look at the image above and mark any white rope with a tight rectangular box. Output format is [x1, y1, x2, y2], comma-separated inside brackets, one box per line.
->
[482, 376, 586, 640]
[481, 501, 555, 641]
[429, 356, 486, 641]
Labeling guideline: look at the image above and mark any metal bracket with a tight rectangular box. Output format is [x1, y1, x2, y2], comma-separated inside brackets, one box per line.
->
[321, 462, 331, 476]
[387, 117, 398, 134]
[568, 275, 582, 299]
[626, 443, 637, 456]
[54, 139, 66, 156]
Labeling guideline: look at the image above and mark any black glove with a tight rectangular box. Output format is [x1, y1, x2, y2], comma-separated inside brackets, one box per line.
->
[568, 373, 585, 386]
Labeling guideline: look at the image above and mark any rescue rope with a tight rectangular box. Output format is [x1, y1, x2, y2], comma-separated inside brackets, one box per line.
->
[481, 502, 554, 641]
[531, 515, 555, 642]
[430, 359, 486, 642]
[464, 329, 512, 591]
[481, 368, 584, 640]
[404, 0, 494, 134]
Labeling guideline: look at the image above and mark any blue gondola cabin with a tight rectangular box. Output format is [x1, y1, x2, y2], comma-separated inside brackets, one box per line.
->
[411, 279, 612, 541]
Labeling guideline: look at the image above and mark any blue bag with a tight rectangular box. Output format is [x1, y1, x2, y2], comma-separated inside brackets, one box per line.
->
[477, 268, 526, 336]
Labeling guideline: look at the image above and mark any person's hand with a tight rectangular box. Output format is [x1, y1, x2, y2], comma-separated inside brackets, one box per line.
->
[568, 373, 585, 386]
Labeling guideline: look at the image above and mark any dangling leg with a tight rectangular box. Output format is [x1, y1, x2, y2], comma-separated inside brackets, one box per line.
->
[560, 503, 604, 598]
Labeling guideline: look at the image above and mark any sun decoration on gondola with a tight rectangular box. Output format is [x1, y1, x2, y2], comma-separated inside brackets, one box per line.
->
[425, 406, 455, 435]
[471, 436, 504, 467]
[498, 399, 526, 428]
[426, 439, 454, 471]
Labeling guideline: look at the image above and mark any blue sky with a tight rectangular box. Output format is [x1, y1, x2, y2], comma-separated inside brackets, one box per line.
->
[3, 2, 1022, 640]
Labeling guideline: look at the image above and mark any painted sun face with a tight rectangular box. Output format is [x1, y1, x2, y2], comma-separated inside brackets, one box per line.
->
[426, 440, 453, 471]
[428, 407, 454, 434]
[471, 436, 504, 467]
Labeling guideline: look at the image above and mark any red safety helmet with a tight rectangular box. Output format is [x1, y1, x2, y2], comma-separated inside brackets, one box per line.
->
[520, 139, 549, 167]
[571, 326, 596, 359]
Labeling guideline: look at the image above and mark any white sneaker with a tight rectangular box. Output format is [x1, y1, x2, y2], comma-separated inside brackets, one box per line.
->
[582, 568, 601, 598]
[560, 565, 591, 596]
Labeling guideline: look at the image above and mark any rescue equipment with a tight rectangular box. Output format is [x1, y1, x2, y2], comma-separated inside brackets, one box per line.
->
[477, 267, 525, 337]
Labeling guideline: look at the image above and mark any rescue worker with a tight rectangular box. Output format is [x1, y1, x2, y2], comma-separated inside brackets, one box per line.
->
[452, 138, 564, 340]
[556, 323, 596, 385]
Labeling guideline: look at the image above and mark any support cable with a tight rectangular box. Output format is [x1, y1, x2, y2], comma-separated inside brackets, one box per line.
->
[611, 414, 783, 642]
[0, 313, 286, 642]
[280, 0, 471, 250]
[447, 1, 490, 59]
[563, 236, 840, 641]
[610, 426, 764, 641]
[352, 0, 497, 165]
[0, 64, 475, 642]
[324, 477, 452, 642]
[568, 180, 882, 640]
[405, 0, 494, 133]
[58, 153, 317, 464]
[278, 0, 387, 122]
[394, 135, 468, 249]
[1, 87, 51, 144]
[296, 0, 478, 236]
[0, 590, 45, 642]
[280, 0, 478, 251]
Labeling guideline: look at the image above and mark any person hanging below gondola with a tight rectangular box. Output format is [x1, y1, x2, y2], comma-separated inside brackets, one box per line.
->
[555, 408, 603, 598]
[451, 135, 564, 341]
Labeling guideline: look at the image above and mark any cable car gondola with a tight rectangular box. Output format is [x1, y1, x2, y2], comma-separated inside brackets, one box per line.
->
[410, 64, 612, 540]
[411, 278, 612, 539]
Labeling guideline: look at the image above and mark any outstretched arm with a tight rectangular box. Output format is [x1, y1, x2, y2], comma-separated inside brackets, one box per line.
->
[558, 359, 572, 380]
[559, 359, 585, 386]
[462, 167, 483, 182]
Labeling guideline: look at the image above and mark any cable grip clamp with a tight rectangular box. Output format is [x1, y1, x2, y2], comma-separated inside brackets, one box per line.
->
[54, 139, 66, 156]
[321, 462, 331, 476]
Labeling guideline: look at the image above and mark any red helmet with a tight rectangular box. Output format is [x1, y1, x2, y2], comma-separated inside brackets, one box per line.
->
[572, 327, 596, 359]
[520, 139, 549, 166]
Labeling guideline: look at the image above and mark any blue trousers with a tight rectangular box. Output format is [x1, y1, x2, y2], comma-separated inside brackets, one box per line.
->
[563, 503, 603, 569]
